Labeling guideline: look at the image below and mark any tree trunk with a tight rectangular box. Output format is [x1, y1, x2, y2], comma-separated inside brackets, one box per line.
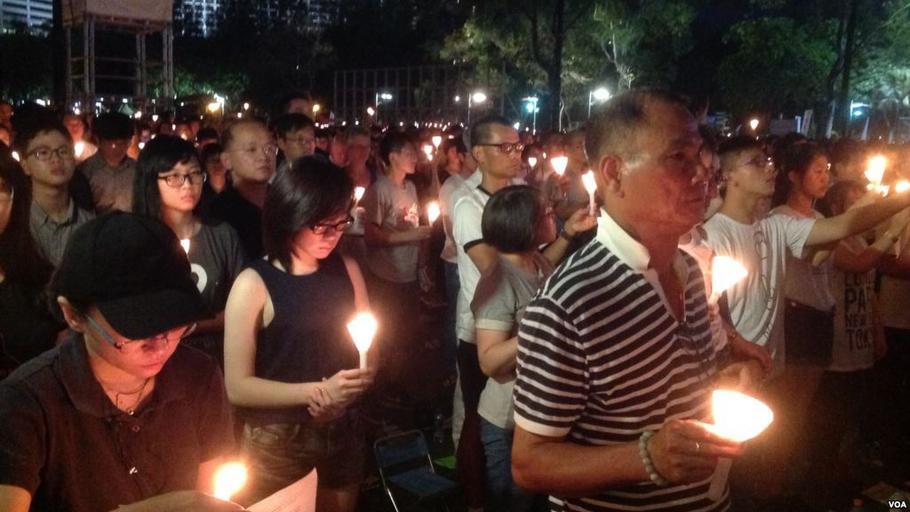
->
[547, 0, 565, 131]
[835, 0, 859, 136]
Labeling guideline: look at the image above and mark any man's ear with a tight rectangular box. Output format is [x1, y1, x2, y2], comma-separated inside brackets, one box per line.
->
[219, 151, 233, 172]
[595, 154, 624, 199]
[57, 297, 86, 333]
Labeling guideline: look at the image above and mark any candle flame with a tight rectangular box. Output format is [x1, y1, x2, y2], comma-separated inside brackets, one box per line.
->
[896, 180, 910, 194]
[710, 389, 774, 442]
[551, 156, 568, 176]
[180, 239, 190, 254]
[427, 201, 441, 224]
[354, 187, 366, 203]
[74, 141, 85, 158]
[581, 170, 597, 194]
[865, 155, 887, 185]
[213, 462, 248, 501]
[11, 151, 19, 162]
[347, 312, 378, 354]
[432, 135, 442, 148]
[711, 256, 748, 296]
[422, 144, 434, 157]
[528, 156, 537, 168]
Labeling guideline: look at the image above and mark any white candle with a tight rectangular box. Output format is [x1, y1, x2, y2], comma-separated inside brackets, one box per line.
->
[347, 312, 378, 369]
[706, 390, 774, 501]
[427, 201, 440, 224]
[213, 462, 248, 501]
[581, 170, 597, 216]
[550, 156, 568, 176]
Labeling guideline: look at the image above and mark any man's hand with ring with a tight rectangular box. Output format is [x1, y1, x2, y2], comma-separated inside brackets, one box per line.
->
[647, 419, 743, 484]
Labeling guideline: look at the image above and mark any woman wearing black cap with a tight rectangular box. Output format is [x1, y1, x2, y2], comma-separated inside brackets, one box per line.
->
[0, 212, 240, 512]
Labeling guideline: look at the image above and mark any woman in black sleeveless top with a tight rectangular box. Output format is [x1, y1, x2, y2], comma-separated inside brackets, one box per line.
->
[224, 157, 375, 510]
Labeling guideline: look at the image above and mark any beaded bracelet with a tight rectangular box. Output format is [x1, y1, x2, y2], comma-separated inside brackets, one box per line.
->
[638, 431, 670, 487]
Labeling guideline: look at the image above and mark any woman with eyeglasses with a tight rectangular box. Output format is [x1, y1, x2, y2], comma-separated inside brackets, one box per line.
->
[223, 156, 375, 511]
[133, 135, 246, 365]
[470, 185, 555, 512]
[0, 148, 60, 378]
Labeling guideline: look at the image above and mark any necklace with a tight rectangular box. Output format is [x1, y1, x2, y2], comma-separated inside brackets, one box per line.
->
[104, 378, 151, 416]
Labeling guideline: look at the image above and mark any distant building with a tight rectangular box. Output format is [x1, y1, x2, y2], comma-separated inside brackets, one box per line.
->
[0, 0, 52, 33]
[174, 0, 339, 38]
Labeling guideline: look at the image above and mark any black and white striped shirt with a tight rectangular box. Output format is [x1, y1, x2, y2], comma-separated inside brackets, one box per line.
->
[514, 211, 726, 511]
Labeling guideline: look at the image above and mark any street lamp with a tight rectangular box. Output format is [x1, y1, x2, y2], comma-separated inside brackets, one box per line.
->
[588, 87, 611, 119]
[523, 96, 540, 134]
[468, 90, 487, 124]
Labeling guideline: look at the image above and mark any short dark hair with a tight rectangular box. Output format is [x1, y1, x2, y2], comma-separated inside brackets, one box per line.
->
[200, 143, 223, 167]
[276, 90, 313, 115]
[271, 113, 315, 139]
[220, 117, 267, 150]
[196, 126, 219, 144]
[585, 88, 688, 166]
[262, 156, 354, 270]
[469, 115, 513, 149]
[93, 112, 134, 140]
[717, 136, 765, 173]
[11, 115, 69, 155]
[482, 185, 544, 253]
[379, 131, 413, 165]
[133, 135, 199, 218]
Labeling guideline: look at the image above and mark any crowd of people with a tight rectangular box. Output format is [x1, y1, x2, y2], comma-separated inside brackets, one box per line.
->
[0, 88, 909, 512]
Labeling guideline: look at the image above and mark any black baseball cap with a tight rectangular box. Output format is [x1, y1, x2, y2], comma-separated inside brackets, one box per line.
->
[52, 212, 210, 339]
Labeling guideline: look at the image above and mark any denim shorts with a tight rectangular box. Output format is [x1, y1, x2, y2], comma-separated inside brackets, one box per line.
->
[241, 416, 365, 500]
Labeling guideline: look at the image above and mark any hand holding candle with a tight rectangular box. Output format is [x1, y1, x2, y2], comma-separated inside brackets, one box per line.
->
[707, 389, 774, 501]
[581, 170, 597, 216]
[347, 312, 378, 369]
[551, 155, 568, 177]
[213, 461, 248, 501]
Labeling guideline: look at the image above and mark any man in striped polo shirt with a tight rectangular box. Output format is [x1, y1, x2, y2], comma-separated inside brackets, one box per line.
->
[512, 90, 745, 511]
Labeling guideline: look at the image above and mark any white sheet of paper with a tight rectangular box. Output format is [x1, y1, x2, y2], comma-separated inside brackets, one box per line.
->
[248, 470, 317, 512]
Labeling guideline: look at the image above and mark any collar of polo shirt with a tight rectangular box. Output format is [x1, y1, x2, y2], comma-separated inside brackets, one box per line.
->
[594, 208, 652, 272]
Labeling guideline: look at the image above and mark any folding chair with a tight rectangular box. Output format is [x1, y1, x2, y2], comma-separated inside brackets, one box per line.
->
[373, 430, 460, 512]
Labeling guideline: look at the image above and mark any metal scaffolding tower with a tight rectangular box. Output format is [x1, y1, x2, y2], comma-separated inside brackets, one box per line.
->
[62, 0, 174, 112]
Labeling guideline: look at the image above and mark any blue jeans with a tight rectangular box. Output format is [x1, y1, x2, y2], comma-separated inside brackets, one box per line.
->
[480, 418, 547, 512]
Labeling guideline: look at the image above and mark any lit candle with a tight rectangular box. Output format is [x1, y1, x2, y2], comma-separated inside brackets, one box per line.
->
[865, 155, 887, 187]
[581, 170, 597, 216]
[74, 141, 86, 159]
[353, 186, 366, 205]
[427, 201, 441, 224]
[528, 156, 537, 169]
[213, 461, 248, 501]
[11, 151, 19, 162]
[551, 155, 568, 177]
[180, 239, 190, 254]
[707, 389, 774, 501]
[748, 118, 759, 131]
[895, 180, 910, 194]
[710, 256, 748, 302]
[432, 135, 442, 149]
[422, 144, 434, 161]
[347, 312, 378, 369]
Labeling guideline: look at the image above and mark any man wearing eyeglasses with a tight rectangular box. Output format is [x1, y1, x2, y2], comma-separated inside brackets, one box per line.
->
[0, 212, 238, 512]
[272, 113, 316, 169]
[75, 112, 137, 214]
[13, 117, 94, 267]
[451, 115, 595, 510]
[212, 118, 278, 258]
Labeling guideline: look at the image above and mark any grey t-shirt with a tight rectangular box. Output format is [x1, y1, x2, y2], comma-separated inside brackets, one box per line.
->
[186, 221, 246, 310]
[361, 175, 421, 283]
[471, 253, 553, 430]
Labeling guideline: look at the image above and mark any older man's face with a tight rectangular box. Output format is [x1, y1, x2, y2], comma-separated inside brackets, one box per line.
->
[620, 101, 709, 236]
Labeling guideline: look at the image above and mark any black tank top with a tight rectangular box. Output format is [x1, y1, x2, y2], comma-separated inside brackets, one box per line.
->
[240, 252, 358, 425]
